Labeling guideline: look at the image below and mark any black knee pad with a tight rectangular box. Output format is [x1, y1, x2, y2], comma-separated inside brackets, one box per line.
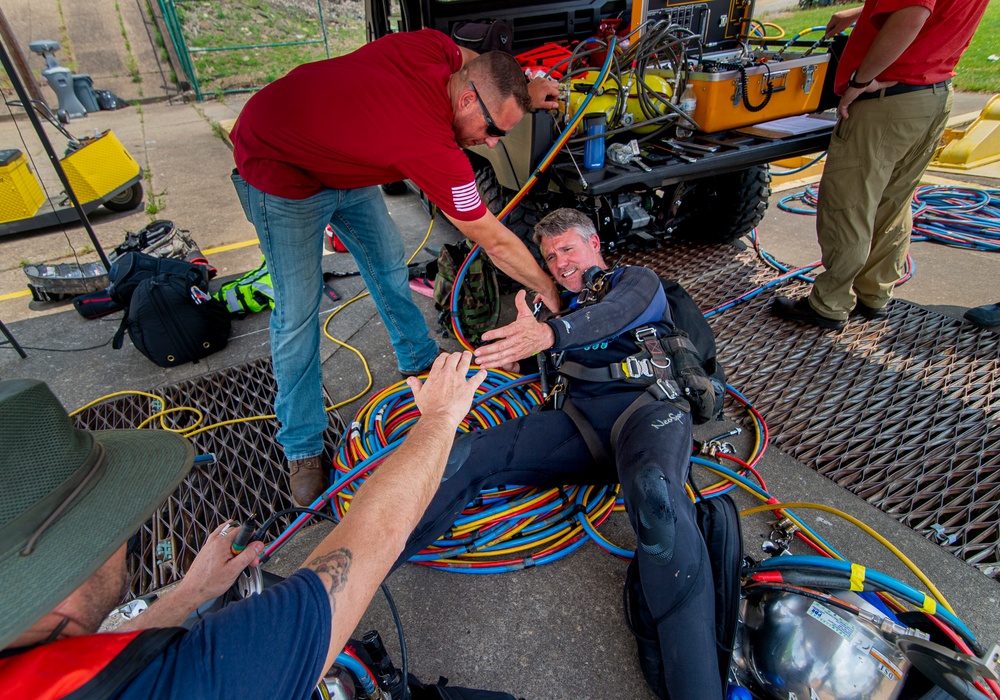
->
[631, 466, 676, 565]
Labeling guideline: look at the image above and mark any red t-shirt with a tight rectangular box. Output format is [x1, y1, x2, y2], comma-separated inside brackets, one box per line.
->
[835, 0, 988, 93]
[231, 29, 486, 221]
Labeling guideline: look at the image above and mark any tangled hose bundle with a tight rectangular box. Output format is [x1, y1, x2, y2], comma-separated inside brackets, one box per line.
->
[263, 370, 769, 573]
[779, 184, 1000, 252]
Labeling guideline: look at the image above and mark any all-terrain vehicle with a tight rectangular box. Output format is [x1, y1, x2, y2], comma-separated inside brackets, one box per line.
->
[365, 0, 841, 251]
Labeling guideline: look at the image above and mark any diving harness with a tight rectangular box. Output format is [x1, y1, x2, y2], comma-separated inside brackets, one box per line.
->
[539, 265, 717, 461]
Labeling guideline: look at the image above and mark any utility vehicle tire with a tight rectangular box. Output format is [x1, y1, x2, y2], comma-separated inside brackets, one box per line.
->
[104, 182, 144, 212]
[474, 165, 548, 251]
[672, 166, 771, 245]
[381, 181, 408, 195]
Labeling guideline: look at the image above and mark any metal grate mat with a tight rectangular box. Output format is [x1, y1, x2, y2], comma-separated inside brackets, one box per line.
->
[625, 243, 1000, 576]
[74, 357, 346, 596]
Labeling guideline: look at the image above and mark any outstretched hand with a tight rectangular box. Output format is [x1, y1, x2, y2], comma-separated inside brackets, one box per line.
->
[406, 351, 487, 428]
[475, 290, 555, 369]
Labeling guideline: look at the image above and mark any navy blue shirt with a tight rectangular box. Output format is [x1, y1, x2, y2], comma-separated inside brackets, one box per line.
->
[118, 569, 331, 699]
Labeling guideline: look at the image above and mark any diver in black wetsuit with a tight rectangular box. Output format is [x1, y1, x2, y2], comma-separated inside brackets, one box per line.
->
[396, 208, 725, 700]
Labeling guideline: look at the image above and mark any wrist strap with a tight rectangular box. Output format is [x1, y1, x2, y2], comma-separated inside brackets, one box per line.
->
[848, 70, 873, 89]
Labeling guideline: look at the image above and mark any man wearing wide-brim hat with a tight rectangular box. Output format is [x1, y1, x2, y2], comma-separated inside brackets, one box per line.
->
[0, 352, 485, 698]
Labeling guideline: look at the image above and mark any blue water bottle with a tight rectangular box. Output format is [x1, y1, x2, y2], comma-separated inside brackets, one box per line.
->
[583, 112, 607, 170]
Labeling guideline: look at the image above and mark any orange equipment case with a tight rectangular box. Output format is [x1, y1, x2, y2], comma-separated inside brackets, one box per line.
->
[686, 51, 831, 133]
[639, 1, 837, 134]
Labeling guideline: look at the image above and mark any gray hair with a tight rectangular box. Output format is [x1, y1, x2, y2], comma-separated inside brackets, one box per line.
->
[532, 208, 598, 247]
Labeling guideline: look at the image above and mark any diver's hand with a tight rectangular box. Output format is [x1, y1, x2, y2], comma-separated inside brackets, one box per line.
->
[475, 291, 555, 368]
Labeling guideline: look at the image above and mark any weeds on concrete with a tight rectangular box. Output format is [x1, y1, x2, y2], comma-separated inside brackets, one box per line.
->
[115, 1, 143, 86]
[143, 166, 167, 216]
[210, 121, 227, 142]
[55, 1, 78, 73]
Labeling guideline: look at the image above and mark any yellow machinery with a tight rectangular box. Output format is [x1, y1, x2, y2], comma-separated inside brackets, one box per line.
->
[0, 103, 143, 237]
[932, 94, 1000, 171]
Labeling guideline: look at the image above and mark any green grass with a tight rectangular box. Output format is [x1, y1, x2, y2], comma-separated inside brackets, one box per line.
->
[175, 0, 365, 95]
[759, 0, 1000, 93]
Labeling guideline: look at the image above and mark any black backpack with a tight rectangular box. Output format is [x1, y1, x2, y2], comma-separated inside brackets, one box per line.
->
[662, 278, 727, 421]
[108, 253, 231, 367]
[108, 252, 207, 307]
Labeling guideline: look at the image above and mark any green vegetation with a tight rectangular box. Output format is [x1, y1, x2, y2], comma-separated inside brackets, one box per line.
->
[55, 1, 78, 73]
[952, 0, 1000, 94]
[174, 0, 365, 95]
[758, 1, 1000, 93]
[115, 1, 143, 86]
[144, 167, 167, 216]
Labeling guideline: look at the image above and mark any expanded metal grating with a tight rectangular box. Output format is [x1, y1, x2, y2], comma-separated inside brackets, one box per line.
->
[73, 357, 346, 596]
[625, 243, 1000, 576]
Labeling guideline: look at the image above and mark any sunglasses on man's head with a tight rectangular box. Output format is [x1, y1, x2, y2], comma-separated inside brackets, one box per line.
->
[469, 81, 508, 138]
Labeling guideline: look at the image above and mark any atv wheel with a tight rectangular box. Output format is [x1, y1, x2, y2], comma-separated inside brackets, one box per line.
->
[381, 181, 408, 195]
[103, 182, 144, 212]
[672, 166, 771, 245]
[474, 164, 549, 251]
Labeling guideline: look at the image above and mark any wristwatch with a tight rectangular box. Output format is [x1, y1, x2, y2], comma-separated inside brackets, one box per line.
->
[848, 70, 873, 89]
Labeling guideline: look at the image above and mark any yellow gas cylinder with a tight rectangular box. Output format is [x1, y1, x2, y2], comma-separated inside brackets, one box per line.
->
[564, 70, 674, 134]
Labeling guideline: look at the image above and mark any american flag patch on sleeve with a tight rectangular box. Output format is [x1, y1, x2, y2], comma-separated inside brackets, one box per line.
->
[451, 181, 482, 213]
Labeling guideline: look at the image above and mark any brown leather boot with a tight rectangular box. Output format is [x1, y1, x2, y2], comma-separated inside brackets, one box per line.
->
[287, 456, 328, 506]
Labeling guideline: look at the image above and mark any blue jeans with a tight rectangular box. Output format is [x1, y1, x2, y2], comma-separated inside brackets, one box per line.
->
[231, 173, 439, 459]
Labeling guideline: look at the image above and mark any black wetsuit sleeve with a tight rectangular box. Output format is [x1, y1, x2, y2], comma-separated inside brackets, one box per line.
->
[545, 267, 667, 350]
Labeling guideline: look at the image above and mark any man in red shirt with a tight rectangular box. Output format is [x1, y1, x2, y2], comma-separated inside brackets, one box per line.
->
[230, 30, 560, 505]
[772, 0, 988, 330]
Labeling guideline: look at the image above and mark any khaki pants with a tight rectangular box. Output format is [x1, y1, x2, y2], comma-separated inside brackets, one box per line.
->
[809, 84, 952, 319]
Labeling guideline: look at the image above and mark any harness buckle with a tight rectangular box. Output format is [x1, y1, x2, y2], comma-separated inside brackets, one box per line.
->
[625, 355, 653, 379]
[634, 326, 657, 342]
[652, 378, 681, 402]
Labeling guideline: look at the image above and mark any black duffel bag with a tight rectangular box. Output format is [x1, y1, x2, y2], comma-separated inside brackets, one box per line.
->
[451, 19, 514, 54]
[117, 273, 231, 367]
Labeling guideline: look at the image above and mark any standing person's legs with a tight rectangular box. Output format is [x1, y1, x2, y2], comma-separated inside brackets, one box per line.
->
[615, 401, 722, 700]
[330, 187, 439, 374]
[854, 87, 952, 309]
[232, 173, 335, 502]
[810, 97, 902, 320]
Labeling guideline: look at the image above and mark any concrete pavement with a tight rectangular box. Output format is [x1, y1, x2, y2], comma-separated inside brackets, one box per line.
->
[4, 0, 174, 105]
[2, 91, 999, 698]
[2, 5, 1000, 689]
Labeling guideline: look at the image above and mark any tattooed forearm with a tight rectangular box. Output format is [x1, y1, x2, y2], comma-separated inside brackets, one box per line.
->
[307, 548, 353, 598]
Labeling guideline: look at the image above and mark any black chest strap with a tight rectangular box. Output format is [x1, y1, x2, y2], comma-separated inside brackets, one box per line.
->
[64, 627, 186, 700]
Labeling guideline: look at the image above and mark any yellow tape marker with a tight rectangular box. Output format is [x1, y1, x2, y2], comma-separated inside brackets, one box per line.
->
[850, 563, 866, 591]
[921, 595, 937, 615]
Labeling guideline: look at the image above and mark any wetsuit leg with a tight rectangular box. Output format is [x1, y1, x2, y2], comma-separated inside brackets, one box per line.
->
[615, 401, 722, 700]
[393, 409, 615, 570]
